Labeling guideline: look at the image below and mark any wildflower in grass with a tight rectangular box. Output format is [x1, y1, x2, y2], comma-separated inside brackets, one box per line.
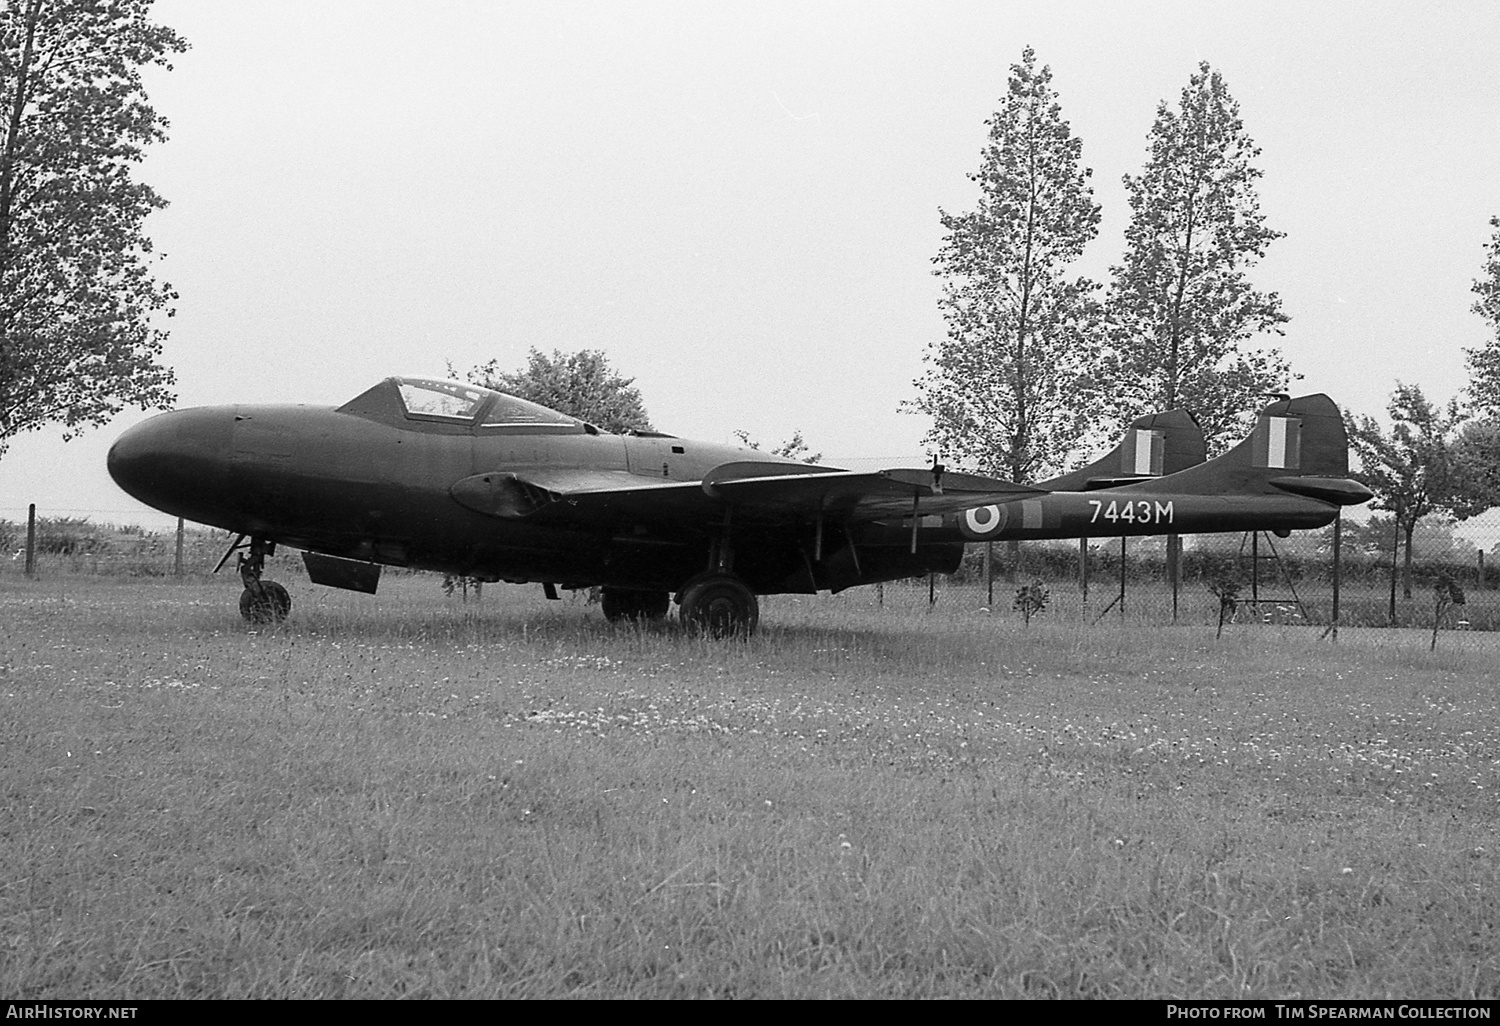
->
[1013, 581, 1049, 625]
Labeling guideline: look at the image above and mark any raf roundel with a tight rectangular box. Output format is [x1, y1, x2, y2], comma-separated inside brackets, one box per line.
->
[963, 504, 1005, 538]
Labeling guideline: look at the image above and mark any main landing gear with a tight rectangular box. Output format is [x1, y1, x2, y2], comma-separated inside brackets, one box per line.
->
[218, 535, 291, 624]
[672, 522, 760, 637]
[678, 572, 758, 637]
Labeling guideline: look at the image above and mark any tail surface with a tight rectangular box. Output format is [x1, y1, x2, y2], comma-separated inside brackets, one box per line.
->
[953, 394, 1370, 542]
[1132, 394, 1371, 504]
[1039, 409, 1206, 491]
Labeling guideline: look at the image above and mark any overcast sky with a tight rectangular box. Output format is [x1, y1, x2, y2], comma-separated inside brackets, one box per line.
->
[2, 0, 1498, 531]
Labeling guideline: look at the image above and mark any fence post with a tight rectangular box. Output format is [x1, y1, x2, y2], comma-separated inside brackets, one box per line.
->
[1331, 513, 1341, 639]
[1078, 537, 1089, 604]
[985, 541, 993, 610]
[24, 504, 36, 578]
[1251, 531, 1260, 604]
[1168, 533, 1180, 622]
[1118, 536, 1127, 621]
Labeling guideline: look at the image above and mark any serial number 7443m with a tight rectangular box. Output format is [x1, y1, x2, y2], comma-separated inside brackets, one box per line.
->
[1088, 499, 1175, 525]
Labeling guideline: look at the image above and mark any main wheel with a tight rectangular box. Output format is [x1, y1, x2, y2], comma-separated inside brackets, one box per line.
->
[679, 574, 758, 637]
[601, 587, 671, 622]
[239, 581, 291, 624]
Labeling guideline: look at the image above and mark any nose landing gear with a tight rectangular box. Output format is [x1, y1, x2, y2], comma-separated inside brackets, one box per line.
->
[217, 535, 291, 623]
[239, 575, 291, 624]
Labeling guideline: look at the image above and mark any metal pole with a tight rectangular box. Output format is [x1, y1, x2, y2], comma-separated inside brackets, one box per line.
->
[1118, 536, 1127, 621]
[24, 504, 36, 578]
[1251, 531, 1260, 604]
[1331, 512, 1342, 640]
[1169, 533, 1180, 622]
[985, 540, 993, 610]
[1079, 536, 1089, 605]
[174, 517, 185, 576]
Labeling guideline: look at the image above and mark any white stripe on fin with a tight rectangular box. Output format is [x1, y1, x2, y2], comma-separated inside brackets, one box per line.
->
[1133, 429, 1154, 476]
[1268, 416, 1289, 469]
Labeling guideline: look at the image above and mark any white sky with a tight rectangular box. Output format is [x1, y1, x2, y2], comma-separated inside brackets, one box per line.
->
[2, 0, 1498, 531]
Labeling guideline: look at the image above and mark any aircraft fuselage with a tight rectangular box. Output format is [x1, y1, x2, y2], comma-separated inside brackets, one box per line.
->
[108, 400, 963, 596]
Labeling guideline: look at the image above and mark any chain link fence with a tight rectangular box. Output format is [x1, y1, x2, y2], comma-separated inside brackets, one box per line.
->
[5, 511, 1499, 632]
[942, 516, 1500, 631]
[0, 516, 301, 580]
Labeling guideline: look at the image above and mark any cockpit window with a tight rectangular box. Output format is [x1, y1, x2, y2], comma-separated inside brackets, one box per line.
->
[397, 379, 489, 421]
[481, 393, 577, 427]
[343, 376, 581, 429]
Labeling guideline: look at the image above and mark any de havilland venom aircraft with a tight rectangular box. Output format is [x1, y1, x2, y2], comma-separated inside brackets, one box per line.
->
[106, 377, 1367, 634]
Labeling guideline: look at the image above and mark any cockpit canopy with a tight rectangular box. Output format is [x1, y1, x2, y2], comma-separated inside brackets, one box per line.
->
[337, 376, 584, 431]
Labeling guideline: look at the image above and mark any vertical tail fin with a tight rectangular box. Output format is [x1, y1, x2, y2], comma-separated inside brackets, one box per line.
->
[1039, 409, 1207, 491]
[1136, 394, 1371, 504]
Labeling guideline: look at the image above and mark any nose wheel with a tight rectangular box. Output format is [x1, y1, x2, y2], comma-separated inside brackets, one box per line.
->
[239, 580, 291, 623]
[218, 535, 292, 623]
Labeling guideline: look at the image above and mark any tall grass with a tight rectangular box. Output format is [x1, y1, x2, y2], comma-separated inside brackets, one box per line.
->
[3, 575, 1498, 997]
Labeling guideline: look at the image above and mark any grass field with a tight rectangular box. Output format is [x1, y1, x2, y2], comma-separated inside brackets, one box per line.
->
[3, 573, 1499, 998]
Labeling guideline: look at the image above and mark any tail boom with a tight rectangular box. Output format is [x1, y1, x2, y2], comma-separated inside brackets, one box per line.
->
[953, 394, 1370, 543]
[954, 490, 1338, 542]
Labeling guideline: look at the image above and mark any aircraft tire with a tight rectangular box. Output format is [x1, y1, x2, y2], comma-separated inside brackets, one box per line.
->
[679, 574, 758, 637]
[239, 581, 291, 624]
[601, 587, 671, 622]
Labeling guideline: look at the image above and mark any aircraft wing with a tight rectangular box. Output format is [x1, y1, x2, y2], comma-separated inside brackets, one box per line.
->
[451, 461, 1045, 528]
[700, 462, 1045, 521]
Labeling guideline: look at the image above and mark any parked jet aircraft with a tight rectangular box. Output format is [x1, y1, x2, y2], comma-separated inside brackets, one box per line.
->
[106, 377, 1363, 634]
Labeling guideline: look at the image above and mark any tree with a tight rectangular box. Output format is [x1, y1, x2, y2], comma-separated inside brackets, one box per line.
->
[1465, 215, 1500, 416]
[0, 0, 185, 457]
[459, 348, 653, 433]
[731, 428, 822, 464]
[1449, 415, 1500, 515]
[1337, 514, 1476, 564]
[1101, 62, 1290, 452]
[911, 46, 1101, 483]
[1346, 384, 1483, 604]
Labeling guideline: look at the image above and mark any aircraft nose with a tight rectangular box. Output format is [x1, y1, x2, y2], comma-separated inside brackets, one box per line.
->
[107, 407, 235, 520]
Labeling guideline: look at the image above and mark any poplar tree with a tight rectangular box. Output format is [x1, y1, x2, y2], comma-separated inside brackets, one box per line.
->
[913, 46, 1101, 482]
[0, 0, 185, 457]
[1102, 62, 1289, 452]
[1465, 216, 1500, 416]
